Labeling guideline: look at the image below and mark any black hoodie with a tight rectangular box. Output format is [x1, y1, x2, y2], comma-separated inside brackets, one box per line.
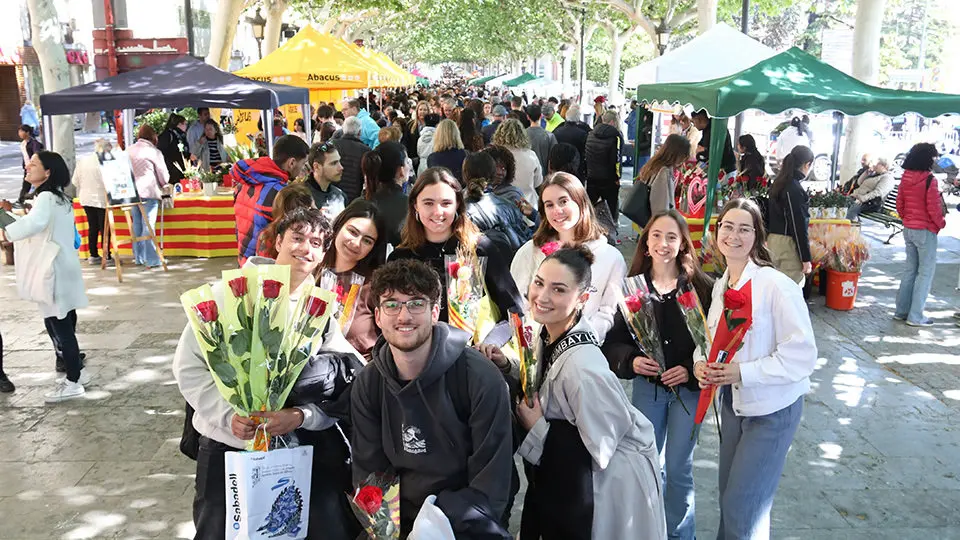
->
[350, 323, 513, 534]
[584, 122, 623, 186]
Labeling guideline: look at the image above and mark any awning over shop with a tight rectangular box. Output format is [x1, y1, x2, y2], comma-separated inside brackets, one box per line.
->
[503, 73, 538, 87]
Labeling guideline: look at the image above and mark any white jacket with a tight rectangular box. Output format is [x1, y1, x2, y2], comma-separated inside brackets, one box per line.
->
[417, 127, 436, 176]
[775, 128, 810, 162]
[700, 260, 817, 417]
[6, 192, 89, 319]
[173, 257, 363, 448]
[72, 153, 108, 208]
[510, 147, 543, 207]
[510, 237, 625, 341]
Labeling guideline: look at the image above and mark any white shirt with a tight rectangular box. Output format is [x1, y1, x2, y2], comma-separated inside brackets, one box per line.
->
[510, 237, 626, 341]
[775, 128, 810, 162]
[700, 260, 817, 417]
[509, 147, 543, 207]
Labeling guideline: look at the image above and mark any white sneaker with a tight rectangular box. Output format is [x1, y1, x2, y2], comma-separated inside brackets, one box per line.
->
[44, 379, 85, 403]
[58, 369, 91, 386]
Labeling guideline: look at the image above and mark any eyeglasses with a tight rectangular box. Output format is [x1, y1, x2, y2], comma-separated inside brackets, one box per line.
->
[718, 222, 756, 237]
[379, 298, 431, 315]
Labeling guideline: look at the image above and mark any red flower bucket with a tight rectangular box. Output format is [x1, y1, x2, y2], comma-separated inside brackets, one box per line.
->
[825, 269, 860, 311]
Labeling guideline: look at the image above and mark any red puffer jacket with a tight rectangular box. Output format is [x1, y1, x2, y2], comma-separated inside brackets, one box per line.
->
[896, 169, 946, 234]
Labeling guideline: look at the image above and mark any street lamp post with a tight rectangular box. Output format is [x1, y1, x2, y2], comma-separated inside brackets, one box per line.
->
[656, 25, 671, 56]
[247, 8, 266, 59]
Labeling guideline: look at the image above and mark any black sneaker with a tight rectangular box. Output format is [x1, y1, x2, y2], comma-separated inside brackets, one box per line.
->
[55, 352, 86, 373]
[0, 373, 14, 393]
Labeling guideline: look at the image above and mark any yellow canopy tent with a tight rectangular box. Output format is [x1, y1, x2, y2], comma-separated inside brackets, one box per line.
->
[349, 44, 415, 87]
[232, 26, 399, 139]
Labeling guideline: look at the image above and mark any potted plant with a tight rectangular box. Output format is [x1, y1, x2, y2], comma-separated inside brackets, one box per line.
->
[222, 120, 238, 147]
[807, 190, 824, 219]
[199, 164, 231, 196]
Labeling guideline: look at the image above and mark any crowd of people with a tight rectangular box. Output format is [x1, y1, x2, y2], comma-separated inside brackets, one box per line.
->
[0, 83, 953, 540]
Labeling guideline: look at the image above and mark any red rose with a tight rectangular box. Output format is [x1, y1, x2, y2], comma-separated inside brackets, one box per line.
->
[263, 280, 283, 299]
[447, 261, 460, 277]
[540, 241, 562, 257]
[228, 277, 248, 297]
[196, 300, 219, 323]
[678, 290, 698, 310]
[335, 283, 346, 303]
[724, 289, 746, 311]
[307, 297, 328, 318]
[355, 485, 383, 514]
[624, 294, 643, 313]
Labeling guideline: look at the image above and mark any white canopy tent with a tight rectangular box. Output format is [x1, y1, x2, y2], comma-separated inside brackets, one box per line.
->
[623, 23, 777, 88]
[484, 73, 517, 88]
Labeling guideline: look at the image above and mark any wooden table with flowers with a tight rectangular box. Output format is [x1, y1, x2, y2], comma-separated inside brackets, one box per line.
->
[74, 194, 239, 259]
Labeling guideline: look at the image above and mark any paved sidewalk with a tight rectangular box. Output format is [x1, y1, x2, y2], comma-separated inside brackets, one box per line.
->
[0, 223, 959, 538]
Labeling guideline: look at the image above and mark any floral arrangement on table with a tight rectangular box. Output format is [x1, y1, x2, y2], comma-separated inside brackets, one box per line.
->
[618, 276, 688, 412]
[180, 265, 337, 451]
[445, 249, 488, 344]
[348, 473, 401, 539]
[808, 224, 871, 274]
[225, 142, 259, 164]
[319, 270, 365, 335]
[720, 174, 770, 202]
[808, 189, 851, 219]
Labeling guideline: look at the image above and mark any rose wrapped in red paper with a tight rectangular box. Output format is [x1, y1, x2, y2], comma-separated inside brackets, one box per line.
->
[540, 241, 562, 256]
[196, 300, 219, 323]
[355, 485, 383, 514]
[262, 279, 283, 299]
[228, 277, 248, 297]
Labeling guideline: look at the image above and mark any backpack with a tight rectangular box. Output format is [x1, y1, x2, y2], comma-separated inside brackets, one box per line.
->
[926, 174, 948, 217]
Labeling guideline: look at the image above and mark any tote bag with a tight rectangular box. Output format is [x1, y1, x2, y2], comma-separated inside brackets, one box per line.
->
[621, 180, 652, 228]
[224, 446, 314, 540]
[14, 225, 59, 305]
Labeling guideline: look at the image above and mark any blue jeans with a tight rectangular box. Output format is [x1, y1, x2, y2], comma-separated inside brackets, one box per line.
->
[716, 389, 802, 540]
[895, 227, 938, 323]
[132, 198, 162, 267]
[632, 377, 700, 540]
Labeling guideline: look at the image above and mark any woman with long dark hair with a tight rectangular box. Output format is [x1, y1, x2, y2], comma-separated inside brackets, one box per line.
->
[319, 200, 387, 358]
[894, 142, 946, 326]
[602, 209, 712, 540]
[388, 167, 523, 343]
[636, 134, 692, 214]
[767, 145, 814, 284]
[462, 151, 533, 255]
[737, 134, 766, 185]
[362, 141, 411, 247]
[1, 151, 89, 402]
[157, 112, 189, 182]
[693, 198, 816, 540]
[459, 108, 485, 152]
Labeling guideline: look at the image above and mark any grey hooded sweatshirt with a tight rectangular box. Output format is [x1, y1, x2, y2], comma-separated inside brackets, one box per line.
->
[350, 323, 513, 533]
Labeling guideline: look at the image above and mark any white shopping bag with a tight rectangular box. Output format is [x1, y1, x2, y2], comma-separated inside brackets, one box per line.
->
[408, 495, 456, 540]
[224, 446, 313, 540]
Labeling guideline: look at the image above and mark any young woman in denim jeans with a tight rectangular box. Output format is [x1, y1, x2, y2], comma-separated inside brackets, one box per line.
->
[602, 209, 713, 540]
[693, 198, 817, 540]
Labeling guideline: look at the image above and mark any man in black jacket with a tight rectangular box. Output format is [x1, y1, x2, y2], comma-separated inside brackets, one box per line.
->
[552, 105, 591, 181]
[352, 259, 513, 536]
[331, 116, 371, 202]
[692, 109, 736, 174]
[584, 110, 623, 222]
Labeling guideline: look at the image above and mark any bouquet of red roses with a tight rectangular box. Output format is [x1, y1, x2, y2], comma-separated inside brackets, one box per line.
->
[348, 473, 401, 539]
[618, 276, 688, 413]
[676, 283, 710, 360]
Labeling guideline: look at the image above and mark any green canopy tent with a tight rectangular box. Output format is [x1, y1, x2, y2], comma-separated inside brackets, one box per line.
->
[469, 74, 502, 85]
[634, 46, 960, 225]
[503, 73, 537, 87]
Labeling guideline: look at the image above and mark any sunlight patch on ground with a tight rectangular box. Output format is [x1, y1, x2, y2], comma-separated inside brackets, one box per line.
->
[943, 390, 960, 401]
[818, 442, 843, 460]
[833, 371, 866, 407]
[64, 511, 126, 540]
[876, 352, 960, 365]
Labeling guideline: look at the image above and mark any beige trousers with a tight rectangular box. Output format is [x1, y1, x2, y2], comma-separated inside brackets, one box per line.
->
[768, 233, 805, 284]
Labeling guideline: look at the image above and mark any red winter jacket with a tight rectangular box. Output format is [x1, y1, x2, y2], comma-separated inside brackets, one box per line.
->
[896, 169, 946, 234]
[231, 157, 290, 265]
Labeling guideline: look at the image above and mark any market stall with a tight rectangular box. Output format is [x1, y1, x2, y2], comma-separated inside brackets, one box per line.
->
[75, 195, 238, 259]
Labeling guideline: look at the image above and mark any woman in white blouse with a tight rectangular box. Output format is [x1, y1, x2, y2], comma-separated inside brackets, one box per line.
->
[492, 118, 542, 207]
[693, 198, 817, 540]
[510, 172, 625, 341]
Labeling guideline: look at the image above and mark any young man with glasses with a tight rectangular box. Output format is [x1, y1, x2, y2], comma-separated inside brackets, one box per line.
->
[350, 259, 513, 536]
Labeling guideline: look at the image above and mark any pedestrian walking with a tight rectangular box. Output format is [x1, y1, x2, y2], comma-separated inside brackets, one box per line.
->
[127, 125, 169, 269]
[767, 145, 814, 285]
[72, 139, 112, 265]
[493, 119, 542, 207]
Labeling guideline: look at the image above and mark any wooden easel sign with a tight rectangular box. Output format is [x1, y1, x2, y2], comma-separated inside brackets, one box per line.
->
[98, 151, 168, 282]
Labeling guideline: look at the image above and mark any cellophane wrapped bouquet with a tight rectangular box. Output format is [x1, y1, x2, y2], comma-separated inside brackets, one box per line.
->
[319, 269, 365, 335]
[445, 250, 487, 344]
[509, 308, 537, 407]
[348, 473, 401, 539]
[618, 276, 688, 412]
[181, 265, 337, 451]
[809, 224, 870, 273]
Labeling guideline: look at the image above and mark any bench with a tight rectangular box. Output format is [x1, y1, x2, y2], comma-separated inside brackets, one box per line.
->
[860, 184, 902, 244]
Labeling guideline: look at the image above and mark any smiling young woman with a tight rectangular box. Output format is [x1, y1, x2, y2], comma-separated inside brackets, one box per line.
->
[388, 167, 523, 343]
[693, 198, 817, 540]
[510, 172, 626, 341]
[601, 209, 713, 540]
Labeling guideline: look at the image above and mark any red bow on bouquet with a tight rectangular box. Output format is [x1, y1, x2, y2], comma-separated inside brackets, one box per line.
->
[694, 281, 753, 427]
